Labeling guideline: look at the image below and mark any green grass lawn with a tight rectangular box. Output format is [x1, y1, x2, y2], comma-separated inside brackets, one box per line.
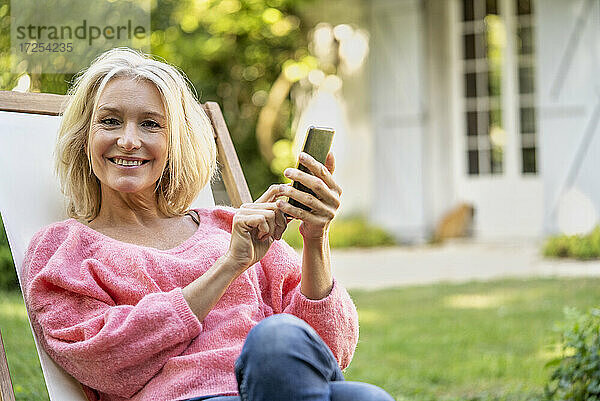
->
[2, 277, 600, 401]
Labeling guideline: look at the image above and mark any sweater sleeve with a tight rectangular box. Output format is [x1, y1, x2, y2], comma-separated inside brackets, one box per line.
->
[258, 238, 359, 370]
[21, 224, 203, 398]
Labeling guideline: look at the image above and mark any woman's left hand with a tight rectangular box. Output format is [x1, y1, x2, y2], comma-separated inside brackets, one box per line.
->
[276, 152, 342, 241]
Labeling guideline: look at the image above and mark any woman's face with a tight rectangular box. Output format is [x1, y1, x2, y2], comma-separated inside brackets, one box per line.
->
[88, 77, 168, 198]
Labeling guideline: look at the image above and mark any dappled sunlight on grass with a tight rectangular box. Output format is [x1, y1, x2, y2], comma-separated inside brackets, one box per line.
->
[0, 301, 28, 319]
[536, 343, 564, 362]
[357, 308, 383, 324]
[444, 293, 509, 309]
[443, 284, 553, 311]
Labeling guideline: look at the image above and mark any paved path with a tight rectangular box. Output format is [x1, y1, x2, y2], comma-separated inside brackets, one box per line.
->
[321, 240, 600, 290]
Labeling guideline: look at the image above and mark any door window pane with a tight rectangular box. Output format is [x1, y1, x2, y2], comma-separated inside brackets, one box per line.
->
[520, 107, 535, 133]
[486, 0, 498, 15]
[465, 73, 477, 97]
[467, 111, 478, 136]
[463, 0, 475, 21]
[464, 33, 476, 59]
[468, 150, 479, 175]
[522, 147, 536, 173]
[517, 26, 534, 55]
[516, 0, 532, 15]
[518, 66, 535, 94]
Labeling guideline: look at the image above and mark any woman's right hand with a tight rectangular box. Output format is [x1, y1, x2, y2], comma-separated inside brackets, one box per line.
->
[183, 185, 288, 321]
[225, 185, 288, 276]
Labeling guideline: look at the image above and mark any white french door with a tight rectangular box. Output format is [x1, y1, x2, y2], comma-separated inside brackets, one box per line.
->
[450, 0, 543, 239]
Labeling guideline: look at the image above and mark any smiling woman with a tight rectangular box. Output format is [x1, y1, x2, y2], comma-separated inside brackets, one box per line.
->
[21, 47, 394, 401]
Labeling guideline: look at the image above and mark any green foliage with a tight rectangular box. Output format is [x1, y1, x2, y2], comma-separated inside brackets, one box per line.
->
[271, 138, 296, 180]
[282, 217, 396, 249]
[0, 214, 18, 291]
[0, 1, 17, 91]
[0, 0, 74, 94]
[543, 227, 600, 260]
[0, 213, 7, 246]
[0, 0, 315, 199]
[544, 307, 600, 401]
[0, 246, 17, 291]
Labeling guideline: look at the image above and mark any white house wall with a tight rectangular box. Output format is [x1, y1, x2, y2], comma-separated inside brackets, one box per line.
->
[369, 0, 428, 243]
[537, 0, 600, 234]
[423, 0, 456, 236]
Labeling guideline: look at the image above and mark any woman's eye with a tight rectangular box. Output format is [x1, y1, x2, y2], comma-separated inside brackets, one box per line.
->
[142, 120, 161, 129]
[100, 118, 120, 126]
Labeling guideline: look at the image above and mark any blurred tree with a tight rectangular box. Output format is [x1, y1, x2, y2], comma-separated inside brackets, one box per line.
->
[0, 0, 315, 198]
[150, 0, 315, 197]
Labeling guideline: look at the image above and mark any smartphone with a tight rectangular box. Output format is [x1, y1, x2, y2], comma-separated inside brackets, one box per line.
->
[285, 126, 335, 216]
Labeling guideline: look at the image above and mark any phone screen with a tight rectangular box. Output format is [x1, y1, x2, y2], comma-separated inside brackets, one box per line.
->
[287, 126, 334, 213]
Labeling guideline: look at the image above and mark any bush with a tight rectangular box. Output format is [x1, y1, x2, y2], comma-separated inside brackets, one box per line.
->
[283, 217, 396, 249]
[544, 307, 600, 400]
[543, 227, 600, 260]
[0, 214, 18, 291]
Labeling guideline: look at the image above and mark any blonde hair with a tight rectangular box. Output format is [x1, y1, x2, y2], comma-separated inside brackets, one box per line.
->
[55, 47, 217, 221]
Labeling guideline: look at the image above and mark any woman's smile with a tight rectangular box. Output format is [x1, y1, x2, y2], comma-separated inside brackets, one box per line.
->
[107, 157, 151, 168]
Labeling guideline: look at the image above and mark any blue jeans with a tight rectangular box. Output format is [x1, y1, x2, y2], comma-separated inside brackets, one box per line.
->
[183, 314, 394, 401]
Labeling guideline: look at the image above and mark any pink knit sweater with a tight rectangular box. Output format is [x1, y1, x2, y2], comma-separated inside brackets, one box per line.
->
[22, 206, 359, 401]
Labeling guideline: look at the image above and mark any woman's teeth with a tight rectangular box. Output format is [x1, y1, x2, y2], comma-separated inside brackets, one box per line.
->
[112, 158, 144, 166]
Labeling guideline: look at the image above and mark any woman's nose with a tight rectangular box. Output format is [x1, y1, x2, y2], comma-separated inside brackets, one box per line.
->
[116, 122, 141, 151]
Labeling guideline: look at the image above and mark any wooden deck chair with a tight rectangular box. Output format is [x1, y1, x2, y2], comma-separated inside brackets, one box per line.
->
[0, 90, 252, 401]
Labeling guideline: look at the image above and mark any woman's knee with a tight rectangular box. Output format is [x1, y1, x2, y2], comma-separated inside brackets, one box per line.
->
[235, 314, 344, 400]
[235, 314, 317, 387]
[329, 381, 395, 401]
[242, 313, 313, 358]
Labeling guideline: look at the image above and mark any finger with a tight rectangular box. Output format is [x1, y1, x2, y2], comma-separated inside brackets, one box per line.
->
[280, 184, 338, 216]
[254, 184, 284, 203]
[272, 208, 288, 240]
[325, 152, 335, 174]
[240, 214, 270, 240]
[283, 168, 341, 208]
[276, 199, 325, 225]
[234, 213, 270, 243]
[238, 206, 279, 240]
[295, 152, 342, 196]
[244, 202, 287, 228]
[240, 203, 287, 232]
[240, 202, 288, 239]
